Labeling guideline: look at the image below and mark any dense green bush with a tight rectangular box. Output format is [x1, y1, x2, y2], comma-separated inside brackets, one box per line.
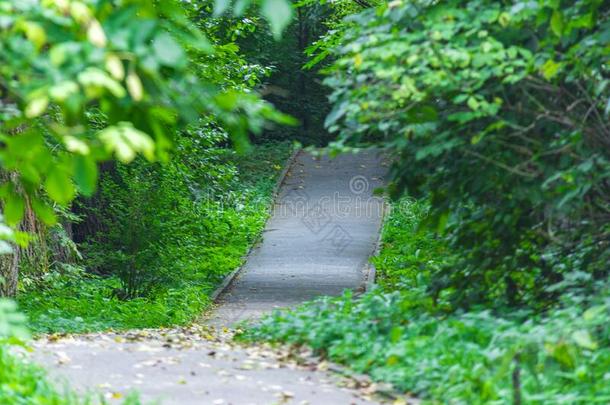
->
[82, 137, 292, 296]
[324, 0, 610, 310]
[242, 286, 610, 404]
[82, 139, 292, 296]
[19, 142, 294, 333]
[371, 198, 450, 295]
[1, 0, 298, 332]
[0, 0, 295, 297]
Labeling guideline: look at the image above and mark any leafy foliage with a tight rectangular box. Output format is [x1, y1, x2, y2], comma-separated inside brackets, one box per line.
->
[0, 0, 293, 249]
[0, 299, 29, 344]
[242, 286, 610, 404]
[235, 1, 334, 146]
[324, 0, 610, 309]
[371, 198, 451, 295]
[19, 142, 294, 333]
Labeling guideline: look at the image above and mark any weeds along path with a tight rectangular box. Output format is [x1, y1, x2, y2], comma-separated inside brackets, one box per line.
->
[209, 149, 387, 325]
[31, 149, 388, 404]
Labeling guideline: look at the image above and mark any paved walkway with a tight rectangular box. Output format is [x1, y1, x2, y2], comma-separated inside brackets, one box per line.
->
[31, 149, 388, 405]
[209, 150, 386, 325]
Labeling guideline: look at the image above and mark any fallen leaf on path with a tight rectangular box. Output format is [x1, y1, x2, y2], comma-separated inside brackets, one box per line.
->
[55, 351, 71, 365]
[279, 390, 294, 399]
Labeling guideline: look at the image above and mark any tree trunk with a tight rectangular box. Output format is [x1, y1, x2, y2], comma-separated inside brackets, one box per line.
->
[0, 247, 20, 297]
[0, 171, 50, 297]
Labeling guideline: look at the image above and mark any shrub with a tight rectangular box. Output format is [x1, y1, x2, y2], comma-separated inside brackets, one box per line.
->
[241, 285, 610, 404]
[324, 0, 610, 310]
[19, 142, 294, 333]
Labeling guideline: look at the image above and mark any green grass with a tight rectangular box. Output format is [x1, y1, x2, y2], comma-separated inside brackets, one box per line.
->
[18, 277, 211, 333]
[240, 198, 610, 404]
[18, 142, 295, 334]
[371, 198, 449, 289]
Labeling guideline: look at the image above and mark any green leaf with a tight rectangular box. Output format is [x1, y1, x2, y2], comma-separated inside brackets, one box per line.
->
[389, 326, 402, 343]
[126, 72, 143, 101]
[98, 122, 155, 163]
[49, 81, 79, 102]
[31, 198, 57, 226]
[73, 156, 98, 196]
[541, 59, 562, 80]
[550, 11, 564, 37]
[78, 67, 125, 98]
[569, 13, 593, 30]
[153, 33, 185, 67]
[436, 211, 449, 234]
[4, 194, 24, 226]
[583, 305, 605, 321]
[44, 168, 75, 206]
[21, 21, 46, 49]
[261, 0, 293, 39]
[216, 91, 239, 110]
[572, 330, 598, 350]
[25, 96, 49, 118]
[467, 96, 480, 110]
[407, 105, 438, 123]
[63, 136, 90, 154]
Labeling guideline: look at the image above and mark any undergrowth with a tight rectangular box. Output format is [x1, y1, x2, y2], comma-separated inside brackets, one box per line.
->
[19, 142, 294, 333]
[240, 198, 610, 404]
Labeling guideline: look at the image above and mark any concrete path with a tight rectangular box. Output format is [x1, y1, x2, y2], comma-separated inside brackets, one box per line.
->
[31, 327, 384, 404]
[209, 149, 386, 325]
[30, 149, 389, 405]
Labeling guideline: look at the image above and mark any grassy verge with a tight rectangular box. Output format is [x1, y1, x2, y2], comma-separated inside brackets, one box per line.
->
[18, 142, 295, 334]
[240, 198, 610, 404]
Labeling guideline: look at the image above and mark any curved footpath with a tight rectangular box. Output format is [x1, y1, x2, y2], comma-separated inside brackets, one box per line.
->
[208, 149, 387, 325]
[31, 149, 391, 405]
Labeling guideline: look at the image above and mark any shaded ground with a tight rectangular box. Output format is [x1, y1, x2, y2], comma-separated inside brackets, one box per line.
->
[31, 149, 389, 404]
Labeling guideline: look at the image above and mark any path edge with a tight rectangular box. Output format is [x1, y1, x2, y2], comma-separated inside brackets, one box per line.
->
[364, 199, 388, 292]
[364, 149, 391, 292]
[210, 146, 302, 302]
